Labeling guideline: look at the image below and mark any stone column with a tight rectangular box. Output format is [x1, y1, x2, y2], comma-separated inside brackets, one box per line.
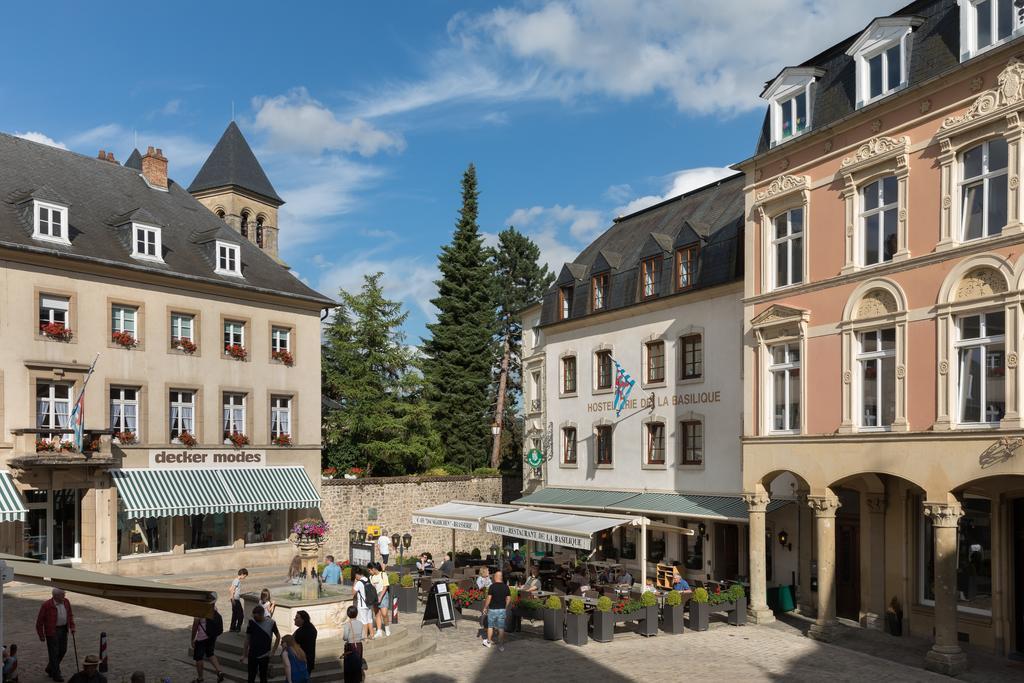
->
[796, 493, 816, 617]
[807, 493, 841, 642]
[744, 491, 775, 624]
[924, 502, 968, 675]
[861, 494, 887, 630]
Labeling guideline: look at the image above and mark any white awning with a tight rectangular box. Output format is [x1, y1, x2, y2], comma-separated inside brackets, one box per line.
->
[484, 508, 638, 551]
[411, 501, 516, 531]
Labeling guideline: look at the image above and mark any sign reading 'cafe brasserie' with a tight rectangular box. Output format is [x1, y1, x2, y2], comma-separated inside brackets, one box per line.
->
[148, 449, 266, 468]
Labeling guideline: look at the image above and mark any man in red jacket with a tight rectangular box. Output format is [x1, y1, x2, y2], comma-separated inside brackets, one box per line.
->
[36, 588, 75, 682]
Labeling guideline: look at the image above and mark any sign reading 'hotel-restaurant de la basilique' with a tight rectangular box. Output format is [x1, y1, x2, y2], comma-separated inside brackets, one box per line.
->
[148, 449, 266, 468]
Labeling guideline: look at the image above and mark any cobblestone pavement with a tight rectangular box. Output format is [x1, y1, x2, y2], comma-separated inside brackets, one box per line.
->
[3, 572, 1024, 683]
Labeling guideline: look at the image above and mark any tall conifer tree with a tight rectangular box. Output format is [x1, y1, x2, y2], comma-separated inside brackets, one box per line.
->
[422, 164, 497, 471]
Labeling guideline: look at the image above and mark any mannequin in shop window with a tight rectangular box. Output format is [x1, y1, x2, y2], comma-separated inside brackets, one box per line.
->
[130, 519, 148, 554]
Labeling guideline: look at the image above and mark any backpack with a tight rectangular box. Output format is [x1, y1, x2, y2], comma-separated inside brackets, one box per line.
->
[360, 578, 379, 609]
[205, 609, 224, 639]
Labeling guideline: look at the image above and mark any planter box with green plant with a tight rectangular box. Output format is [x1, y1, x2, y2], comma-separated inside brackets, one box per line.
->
[542, 595, 564, 641]
[514, 597, 545, 622]
[705, 584, 747, 626]
[662, 589, 687, 634]
[690, 587, 710, 631]
[564, 598, 589, 646]
[398, 572, 418, 613]
[591, 596, 615, 642]
[638, 590, 659, 637]
[342, 566, 353, 586]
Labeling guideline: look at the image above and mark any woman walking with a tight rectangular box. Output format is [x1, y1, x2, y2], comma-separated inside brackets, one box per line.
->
[279, 636, 309, 683]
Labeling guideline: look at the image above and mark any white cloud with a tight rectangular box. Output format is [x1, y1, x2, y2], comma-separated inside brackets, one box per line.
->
[252, 87, 404, 156]
[614, 166, 736, 216]
[66, 123, 211, 174]
[14, 132, 67, 149]
[507, 204, 604, 242]
[317, 257, 439, 321]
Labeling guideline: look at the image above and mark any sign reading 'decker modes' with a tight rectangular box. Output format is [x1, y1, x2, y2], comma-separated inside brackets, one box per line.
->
[148, 449, 266, 468]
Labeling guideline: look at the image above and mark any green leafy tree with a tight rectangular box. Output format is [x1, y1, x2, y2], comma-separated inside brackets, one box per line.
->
[421, 164, 498, 471]
[322, 273, 441, 475]
[489, 226, 555, 468]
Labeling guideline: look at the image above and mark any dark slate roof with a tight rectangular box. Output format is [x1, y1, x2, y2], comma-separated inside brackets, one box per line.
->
[0, 132, 331, 306]
[124, 148, 142, 171]
[539, 173, 745, 326]
[755, 0, 960, 155]
[187, 122, 283, 204]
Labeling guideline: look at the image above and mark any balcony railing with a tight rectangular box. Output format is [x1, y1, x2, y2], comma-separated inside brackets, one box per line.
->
[11, 428, 114, 460]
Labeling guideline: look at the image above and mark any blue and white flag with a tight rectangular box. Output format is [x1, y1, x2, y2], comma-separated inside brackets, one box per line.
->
[612, 358, 635, 417]
[70, 354, 99, 451]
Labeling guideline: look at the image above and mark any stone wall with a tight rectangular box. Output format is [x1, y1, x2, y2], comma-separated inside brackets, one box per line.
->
[319, 474, 520, 564]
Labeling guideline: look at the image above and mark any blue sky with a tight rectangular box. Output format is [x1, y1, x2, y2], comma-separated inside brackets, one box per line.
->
[0, 1, 900, 339]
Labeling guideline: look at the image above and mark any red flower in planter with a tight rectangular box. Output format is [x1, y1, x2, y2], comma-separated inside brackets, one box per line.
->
[111, 331, 139, 348]
[114, 431, 137, 445]
[227, 431, 250, 447]
[172, 337, 197, 354]
[273, 433, 292, 446]
[272, 349, 294, 366]
[224, 344, 247, 361]
[40, 322, 73, 341]
[177, 431, 198, 448]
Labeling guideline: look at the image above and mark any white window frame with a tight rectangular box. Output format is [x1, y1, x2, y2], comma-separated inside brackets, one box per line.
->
[960, 0, 1023, 61]
[215, 240, 242, 276]
[222, 392, 246, 440]
[847, 20, 918, 107]
[131, 222, 162, 262]
[959, 139, 1009, 242]
[224, 320, 245, 353]
[857, 328, 896, 431]
[33, 201, 69, 244]
[955, 311, 1006, 426]
[271, 395, 291, 439]
[170, 313, 194, 343]
[37, 381, 72, 435]
[39, 295, 69, 328]
[772, 208, 805, 289]
[860, 176, 900, 266]
[271, 326, 291, 353]
[111, 305, 138, 337]
[169, 390, 195, 441]
[110, 386, 140, 438]
[768, 342, 801, 433]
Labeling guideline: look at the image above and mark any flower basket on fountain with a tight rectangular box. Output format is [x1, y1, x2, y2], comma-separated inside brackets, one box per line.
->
[292, 518, 330, 548]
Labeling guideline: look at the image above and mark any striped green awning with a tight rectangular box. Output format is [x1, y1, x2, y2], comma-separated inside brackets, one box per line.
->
[513, 488, 791, 523]
[112, 466, 320, 518]
[0, 472, 27, 522]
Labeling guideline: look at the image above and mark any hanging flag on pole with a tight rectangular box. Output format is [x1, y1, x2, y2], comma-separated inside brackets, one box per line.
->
[70, 354, 99, 451]
[611, 358, 635, 417]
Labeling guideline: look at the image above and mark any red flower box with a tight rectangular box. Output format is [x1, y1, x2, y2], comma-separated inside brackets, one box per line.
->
[172, 337, 197, 354]
[273, 433, 292, 446]
[227, 431, 250, 447]
[177, 431, 198, 447]
[114, 431, 137, 445]
[272, 349, 294, 366]
[225, 344, 247, 361]
[40, 322, 73, 342]
[111, 331, 138, 348]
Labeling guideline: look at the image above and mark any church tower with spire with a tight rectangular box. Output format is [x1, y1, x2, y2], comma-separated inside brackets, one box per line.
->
[188, 122, 285, 262]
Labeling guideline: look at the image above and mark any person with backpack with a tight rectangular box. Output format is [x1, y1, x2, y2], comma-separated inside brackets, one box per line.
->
[190, 606, 226, 683]
[351, 566, 376, 639]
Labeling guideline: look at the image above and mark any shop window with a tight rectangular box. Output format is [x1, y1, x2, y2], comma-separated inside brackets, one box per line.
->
[961, 139, 1008, 241]
[187, 512, 232, 550]
[244, 510, 288, 544]
[645, 422, 665, 465]
[562, 427, 577, 464]
[680, 334, 703, 379]
[858, 328, 896, 429]
[110, 387, 139, 440]
[120, 511, 171, 555]
[596, 350, 613, 390]
[595, 425, 613, 465]
[36, 381, 71, 439]
[562, 356, 577, 394]
[956, 311, 1005, 424]
[769, 342, 801, 432]
[920, 496, 992, 616]
[646, 341, 665, 383]
[861, 176, 899, 265]
[169, 390, 195, 442]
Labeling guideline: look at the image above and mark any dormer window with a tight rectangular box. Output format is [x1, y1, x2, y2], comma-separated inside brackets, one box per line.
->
[559, 286, 573, 320]
[847, 19, 920, 108]
[215, 240, 241, 276]
[591, 273, 609, 311]
[761, 68, 822, 147]
[33, 201, 69, 244]
[131, 223, 162, 262]
[961, 0, 1021, 60]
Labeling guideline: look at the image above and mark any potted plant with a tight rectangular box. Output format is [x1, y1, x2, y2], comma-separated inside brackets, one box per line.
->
[224, 343, 247, 360]
[172, 337, 197, 354]
[515, 597, 545, 622]
[341, 566, 353, 585]
[591, 595, 615, 642]
[638, 590, 659, 637]
[273, 433, 292, 446]
[542, 595, 564, 641]
[398, 572, 418, 613]
[111, 331, 139, 348]
[113, 431, 137, 445]
[272, 349, 295, 366]
[40, 322, 73, 342]
[564, 597, 588, 646]
[662, 590, 686, 634]
[226, 431, 250, 447]
[690, 587, 710, 631]
[505, 588, 522, 632]
[177, 431, 198, 448]
[725, 584, 747, 625]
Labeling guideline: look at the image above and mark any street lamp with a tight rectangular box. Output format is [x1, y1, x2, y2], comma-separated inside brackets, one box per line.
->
[357, 529, 366, 543]
[349, 529, 357, 543]
[402, 532, 412, 551]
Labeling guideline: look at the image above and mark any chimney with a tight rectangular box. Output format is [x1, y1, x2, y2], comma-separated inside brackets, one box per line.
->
[141, 146, 168, 189]
[97, 149, 106, 159]
[106, 151, 117, 163]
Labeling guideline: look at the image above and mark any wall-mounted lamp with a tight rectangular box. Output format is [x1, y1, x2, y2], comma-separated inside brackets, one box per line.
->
[778, 529, 792, 551]
[698, 523, 706, 538]
[349, 529, 357, 543]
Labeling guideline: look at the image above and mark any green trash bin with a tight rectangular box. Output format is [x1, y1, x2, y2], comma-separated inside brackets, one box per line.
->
[776, 584, 796, 612]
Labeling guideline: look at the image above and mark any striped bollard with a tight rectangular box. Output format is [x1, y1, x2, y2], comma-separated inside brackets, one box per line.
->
[99, 632, 108, 673]
[392, 591, 399, 624]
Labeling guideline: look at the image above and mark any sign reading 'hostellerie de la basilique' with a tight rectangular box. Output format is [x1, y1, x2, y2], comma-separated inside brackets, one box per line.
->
[587, 390, 722, 413]
[148, 448, 266, 468]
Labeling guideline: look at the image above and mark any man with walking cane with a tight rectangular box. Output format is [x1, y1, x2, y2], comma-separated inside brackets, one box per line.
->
[36, 588, 76, 681]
